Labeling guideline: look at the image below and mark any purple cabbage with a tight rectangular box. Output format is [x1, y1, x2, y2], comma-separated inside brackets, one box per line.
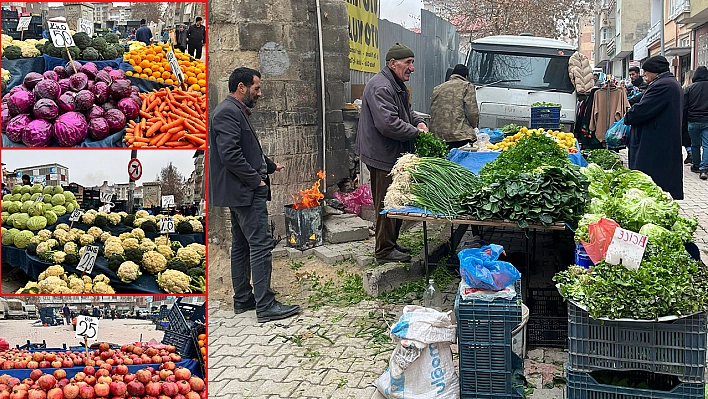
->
[129, 94, 142, 109]
[131, 87, 140, 96]
[109, 80, 132, 100]
[69, 72, 89, 92]
[34, 79, 60, 101]
[23, 73, 45, 90]
[88, 117, 110, 140]
[22, 119, 53, 147]
[95, 70, 112, 86]
[57, 79, 71, 94]
[108, 69, 125, 81]
[74, 90, 95, 112]
[33, 99, 59, 120]
[64, 61, 82, 76]
[101, 101, 117, 112]
[87, 80, 95, 93]
[53, 112, 88, 146]
[43, 71, 59, 81]
[5, 114, 32, 142]
[104, 109, 126, 133]
[79, 62, 99, 79]
[1, 105, 9, 131]
[92, 82, 109, 104]
[102, 66, 113, 73]
[117, 97, 139, 120]
[85, 105, 105, 120]
[57, 93, 76, 113]
[7, 91, 36, 116]
[53, 66, 67, 79]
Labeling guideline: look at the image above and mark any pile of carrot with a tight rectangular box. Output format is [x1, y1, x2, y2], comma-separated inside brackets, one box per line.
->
[124, 87, 207, 148]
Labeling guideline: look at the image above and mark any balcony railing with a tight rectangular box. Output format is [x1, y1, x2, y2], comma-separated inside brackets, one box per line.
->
[671, 0, 691, 23]
[647, 21, 662, 45]
[607, 38, 617, 57]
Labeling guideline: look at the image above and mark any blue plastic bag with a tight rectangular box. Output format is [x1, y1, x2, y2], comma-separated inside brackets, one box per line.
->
[458, 244, 521, 291]
[605, 117, 630, 148]
[479, 128, 504, 144]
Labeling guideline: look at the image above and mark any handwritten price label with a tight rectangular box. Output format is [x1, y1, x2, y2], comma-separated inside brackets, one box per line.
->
[76, 245, 99, 274]
[69, 209, 83, 222]
[75, 316, 99, 341]
[159, 217, 175, 234]
[17, 16, 31, 32]
[34, 195, 45, 203]
[605, 227, 648, 270]
[165, 51, 184, 85]
[77, 18, 93, 36]
[48, 21, 75, 47]
[161, 195, 175, 208]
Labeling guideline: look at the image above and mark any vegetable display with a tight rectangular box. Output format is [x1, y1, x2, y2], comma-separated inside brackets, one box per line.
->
[414, 131, 448, 158]
[2, 185, 73, 233]
[487, 126, 577, 153]
[124, 44, 206, 92]
[583, 149, 623, 170]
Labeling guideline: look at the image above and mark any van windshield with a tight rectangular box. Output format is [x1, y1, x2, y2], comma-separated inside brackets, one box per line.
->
[468, 50, 575, 93]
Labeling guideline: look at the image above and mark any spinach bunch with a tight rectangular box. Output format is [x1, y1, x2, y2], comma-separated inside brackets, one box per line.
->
[584, 149, 624, 170]
[415, 131, 448, 158]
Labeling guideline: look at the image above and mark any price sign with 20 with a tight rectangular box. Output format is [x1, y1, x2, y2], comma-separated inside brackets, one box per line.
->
[48, 21, 75, 47]
[75, 316, 99, 341]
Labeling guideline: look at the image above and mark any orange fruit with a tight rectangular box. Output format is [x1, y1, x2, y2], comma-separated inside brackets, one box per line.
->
[200, 347, 206, 355]
[162, 71, 171, 79]
[139, 60, 150, 68]
[164, 79, 174, 85]
[198, 334, 206, 341]
[139, 73, 148, 79]
[191, 84, 201, 91]
[197, 73, 205, 80]
[126, 71, 133, 76]
[152, 71, 161, 78]
[197, 79, 206, 87]
[133, 65, 142, 73]
[143, 68, 152, 76]
[187, 76, 198, 85]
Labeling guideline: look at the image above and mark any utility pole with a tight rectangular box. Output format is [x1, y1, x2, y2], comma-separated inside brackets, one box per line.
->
[128, 149, 137, 213]
[660, 0, 665, 56]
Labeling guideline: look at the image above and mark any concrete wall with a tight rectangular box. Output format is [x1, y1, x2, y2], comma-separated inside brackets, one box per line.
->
[207, 0, 349, 303]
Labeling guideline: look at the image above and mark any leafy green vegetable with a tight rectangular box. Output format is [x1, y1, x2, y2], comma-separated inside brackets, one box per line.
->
[479, 133, 570, 180]
[415, 131, 448, 158]
[574, 213, 605, 242]
[584, 149, 624, 170]
[500, 124, 523, 136]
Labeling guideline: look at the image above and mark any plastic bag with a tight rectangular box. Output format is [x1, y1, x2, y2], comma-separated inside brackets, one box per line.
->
[458, 244, 521, 291]
[581, 217, 620, 264]
[479, 128, 504, 144]
[459, 278, 517, 301]
[605, 117, 630, 148]
[332, 184, 373, 215]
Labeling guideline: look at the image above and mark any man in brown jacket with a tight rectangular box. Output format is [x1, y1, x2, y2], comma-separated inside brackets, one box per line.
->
[355, 43, 428, 263]
[430, 64, 478, 149]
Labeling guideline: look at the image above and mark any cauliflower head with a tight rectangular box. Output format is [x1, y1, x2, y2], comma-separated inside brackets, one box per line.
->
[104, 241, 125, 257]
[154, 236, 169, 246]
[176, 247, 201, 268]
[107, 213, 121, 226]
[158, 270, 191, 293]
[131, 228, 146, 240]
[79, 234, 95, 246]
[136, 210, 149, 219]
[53, 251, 67, 264]
[37, 229, 52, 241]
[139, 238, 156, 252]
[189, 220, 204, 232]
[68, 276, 85, 294]
[55, 223, 70, 231]
[100, 231, 112, 242]
[122, 237, 140, 251]
[43, 265, 65, 279]
[142, 251, 168, 274]
[93, 274, 111, 285]
[156, 244, 174, 260]
[117, 261, 142, 283]
[92, 281, 115, 294]
[63, 242, 78, 255]
[87, 226, 103, 239]
[38, 276, 67, 294]
[36, 242, 52, 256]
[186, 243, 206, 258]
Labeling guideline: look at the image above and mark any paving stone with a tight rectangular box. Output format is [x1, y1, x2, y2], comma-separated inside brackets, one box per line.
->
[324, 214, 370, 243]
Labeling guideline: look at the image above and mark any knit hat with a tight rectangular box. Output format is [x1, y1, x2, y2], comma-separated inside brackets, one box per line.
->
[642, 56, 670, 73]
[386, 43, 414, 61]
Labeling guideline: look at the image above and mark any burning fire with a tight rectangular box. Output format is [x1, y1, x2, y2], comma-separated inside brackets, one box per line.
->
[292, 170, 325, 210]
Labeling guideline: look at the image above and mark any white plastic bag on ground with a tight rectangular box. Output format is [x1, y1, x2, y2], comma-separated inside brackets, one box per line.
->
[374, 305, 459, 399]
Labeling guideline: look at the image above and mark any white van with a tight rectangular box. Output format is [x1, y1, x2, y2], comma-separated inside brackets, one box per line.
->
[466, 35, 578, 130]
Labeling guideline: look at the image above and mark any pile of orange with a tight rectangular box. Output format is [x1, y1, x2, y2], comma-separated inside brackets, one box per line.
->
[197, 333, 206, 357]
[124, 45, 206, 92]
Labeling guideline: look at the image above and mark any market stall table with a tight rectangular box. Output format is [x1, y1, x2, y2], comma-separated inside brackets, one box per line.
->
[0, 359, 203, 379]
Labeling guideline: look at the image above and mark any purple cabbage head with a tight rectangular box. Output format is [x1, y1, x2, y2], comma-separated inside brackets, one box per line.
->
[53, 66, 67, 79]
[108, 69, 125, 81]
[1, 105, 9, 131]
[117, 97, 139, 120]
[87, 80, 95, 93]
[64, 61, 82, 76]
[95, 70, 112, 86]
[43, 71, 59, 81]
[5, 114, 32, 143]
[34, 79, 61, 101]
[7, 90, 36, 116]
[102, 66, 113, 73]
[53, 112, 88, 146]
[104, 109, 126, 133]
[109, 80, 132, 101]
[79, 62, 99, 80]
[85, 105, 105, 120]
[22, 119, 54, 147]
[57, 92, 76, 113]
[33, 99, 59, 120]
[57, 79, 71, 94]
[74, 90, 95, 112]
[69, 72, 89, 92]
[101, 101, 117, 112]
[23, 73, 45, 90]
[88, 117, 111, 141]
[92, 82, 109, 104]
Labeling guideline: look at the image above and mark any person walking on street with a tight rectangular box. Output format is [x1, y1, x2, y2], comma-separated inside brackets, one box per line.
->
[625, 55, 684, 199]
[355, 43, 428, 264]
[209, 67, 300, 323]
[162, 30, 169, 44]
[186, 17, 206, 60]
[62, 304, 71, 327]
[684, 66, 708, 180]
[175, 25, 187, 52]
[627, 66, 647, 105]
[430, 63, 479, 149]
[682, 70, 695, 164]
[135, 19, 152, 46]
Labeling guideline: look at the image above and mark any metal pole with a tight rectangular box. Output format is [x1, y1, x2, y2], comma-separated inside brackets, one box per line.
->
[660, 0, 665, 56]
[128, 150, 137, 213]
[315, 0, 327, 192]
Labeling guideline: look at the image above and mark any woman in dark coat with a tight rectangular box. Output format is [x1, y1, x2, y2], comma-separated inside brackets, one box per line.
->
[624, 56, 684, 200]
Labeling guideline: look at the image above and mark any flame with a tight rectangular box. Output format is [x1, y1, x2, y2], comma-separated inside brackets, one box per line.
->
[292, 170, 325, 210]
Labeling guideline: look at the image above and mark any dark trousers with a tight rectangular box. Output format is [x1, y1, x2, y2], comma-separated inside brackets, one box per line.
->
[229, 185, 275, 312]
[368, 165, 402, 258]
[188, 44, 202, 60]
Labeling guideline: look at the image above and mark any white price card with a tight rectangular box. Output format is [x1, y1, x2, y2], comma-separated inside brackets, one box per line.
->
[99, 191, 112, 203]
[165, 50, 184, 85]
[75, 316, 99, 341]
[76, 245, 99, 274]
[34, 195, 44, 203]
[77, 18, 93, 36]
[160, 217, 175, 234]
[98, 204, 112, 213]
[69, 209, 83, 222]
[605, 227, 648, 270]
[161, 195, 175, 208]
[48, 21, 75, 47]
[17, 16, 32, 32]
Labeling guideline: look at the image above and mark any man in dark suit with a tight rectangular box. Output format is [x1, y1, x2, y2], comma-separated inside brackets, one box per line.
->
[209, 67, 300, 323]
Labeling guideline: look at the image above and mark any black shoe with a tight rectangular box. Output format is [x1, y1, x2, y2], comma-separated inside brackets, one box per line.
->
[257, 301, 301, 323]
[395, 244, 411, 253]
[684, 154, 692, 164]
[691, 166, 701, 173]
[701, 172, 708, 180]
[376, 249, 412, 264]
[233, 298, 256, 314]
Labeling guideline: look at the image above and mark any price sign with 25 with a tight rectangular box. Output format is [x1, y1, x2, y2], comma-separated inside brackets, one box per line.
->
[160, 217, 175, 234]
[48, 21, 75, 47]
[76, 245, 99, 274]
[75, 316, 99, 341]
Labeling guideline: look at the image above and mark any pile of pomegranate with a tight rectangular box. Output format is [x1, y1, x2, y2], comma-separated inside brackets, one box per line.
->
[0, 361, 206, 399]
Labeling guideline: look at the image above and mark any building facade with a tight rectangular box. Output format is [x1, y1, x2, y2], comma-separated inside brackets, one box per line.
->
[142, 182, 161, 208]
[13, 163, 69, 187]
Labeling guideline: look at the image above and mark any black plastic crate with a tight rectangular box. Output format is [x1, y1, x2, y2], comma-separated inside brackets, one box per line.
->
[190, 324, 205, 377]
[566, 368, 705, 399]
[166, 299, 205, 334]
[460, 353, 524, 398]
[527, 288, 568, 347]
[162, 330, 196, 358]
[567, 302, 707, 382]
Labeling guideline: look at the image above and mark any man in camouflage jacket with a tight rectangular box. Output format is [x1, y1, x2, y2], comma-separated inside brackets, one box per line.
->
[430, 64, 479, 149]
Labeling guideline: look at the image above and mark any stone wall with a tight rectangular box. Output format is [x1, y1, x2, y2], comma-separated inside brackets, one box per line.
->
[207, 0, 349, 303]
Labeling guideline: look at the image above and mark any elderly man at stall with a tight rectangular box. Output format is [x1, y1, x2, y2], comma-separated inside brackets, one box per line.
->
[355, 43, 428, 264]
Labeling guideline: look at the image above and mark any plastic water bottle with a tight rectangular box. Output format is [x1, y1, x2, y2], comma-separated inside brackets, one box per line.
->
[423, 279, 442, 310]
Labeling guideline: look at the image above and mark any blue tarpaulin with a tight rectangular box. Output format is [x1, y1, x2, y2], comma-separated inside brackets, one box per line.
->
[1, 57, 45, 95]
[0, 359, 202, 379]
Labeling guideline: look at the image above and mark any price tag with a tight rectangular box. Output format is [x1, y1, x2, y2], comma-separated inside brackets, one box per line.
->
[34, 195, 44, 203]
[75, 316, 99, 341]
[48, 21, 75, 47]
[77, 18, 93, 36]
[98, 204, 112, 213]
[100, 191, 112, 203]
[165, 50, 184, 85]
[605, 227, 648, 270]
[160, 217, 175, 234]
[69, 209, 83, 222]
[17, 16, 32, 32]
[76, 245, 99, 274]
[161, 195, 175, 208]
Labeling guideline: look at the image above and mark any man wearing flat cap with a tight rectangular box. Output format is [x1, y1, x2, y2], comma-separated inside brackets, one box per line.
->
[625, 55, 684, 200]
[355, 43, 428, 264]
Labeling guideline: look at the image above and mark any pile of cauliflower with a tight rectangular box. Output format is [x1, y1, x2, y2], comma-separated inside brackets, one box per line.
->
[15, 265, 115, 294]
[0, 37, 45, 58]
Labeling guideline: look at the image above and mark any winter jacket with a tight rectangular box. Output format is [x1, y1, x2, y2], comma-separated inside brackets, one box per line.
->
[187, 24, 206, 47]
[625, 72, 684, 200]
[684, 66, 708, 122]
[568, 52, 594, 95]
[135, 25, 152, 46]
[429, 74, 479, 143]
[176, 28, 187, 49]
[355, 67, 425, 172]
